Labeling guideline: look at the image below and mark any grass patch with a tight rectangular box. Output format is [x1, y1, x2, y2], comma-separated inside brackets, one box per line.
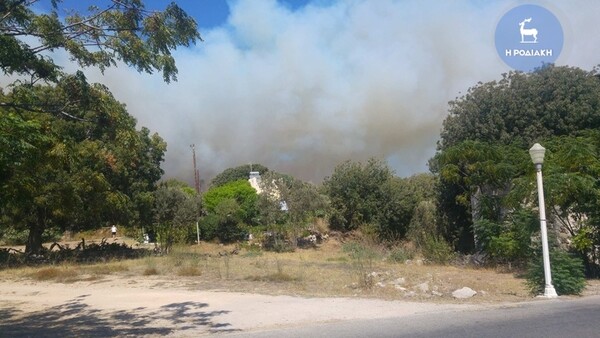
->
[30, 266, 79, 283]
[246, 272, 299, 283]
[177, 266, 202, 276]
[88, 263, 129, 275]
[143, 267, 159, 276]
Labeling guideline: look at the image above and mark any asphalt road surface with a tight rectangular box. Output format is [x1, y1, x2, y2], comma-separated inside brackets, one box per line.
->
[234, 296, 600, 338]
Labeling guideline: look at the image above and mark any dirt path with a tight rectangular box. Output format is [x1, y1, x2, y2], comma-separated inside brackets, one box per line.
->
[0, 277, 479, 337]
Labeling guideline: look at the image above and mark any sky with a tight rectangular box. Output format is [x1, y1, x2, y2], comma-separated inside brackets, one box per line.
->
[27, 0, 600, 185]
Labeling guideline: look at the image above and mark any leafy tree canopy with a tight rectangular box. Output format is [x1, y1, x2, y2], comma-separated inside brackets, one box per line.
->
[203, 179, 258, 221]
[439, 65, 600, 151]
[433, 65, 600, 254]
[0, 76, 166, 253]
[210, 164, 269, 188]
[0, 0, 201, 83]
[322, 159, 433, 239]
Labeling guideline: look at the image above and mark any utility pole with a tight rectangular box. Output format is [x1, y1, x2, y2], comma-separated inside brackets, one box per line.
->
[190, 144, 200, 194]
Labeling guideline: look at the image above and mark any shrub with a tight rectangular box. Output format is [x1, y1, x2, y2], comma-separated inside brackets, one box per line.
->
[421, 236, 455, 265]
[388, 245, 415, 263]
[342, 241, 380, 288]
[525, 250, 586, 295]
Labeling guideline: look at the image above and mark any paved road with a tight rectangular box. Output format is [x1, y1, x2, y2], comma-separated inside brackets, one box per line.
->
[234, 296, 600, 338]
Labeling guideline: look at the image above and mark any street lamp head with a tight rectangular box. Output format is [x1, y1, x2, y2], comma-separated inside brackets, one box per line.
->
[529, 143, 546, 166]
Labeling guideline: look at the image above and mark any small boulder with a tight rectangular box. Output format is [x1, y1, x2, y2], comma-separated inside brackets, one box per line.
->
[452, 287, 477, 299]
[415, 282, 430, 293]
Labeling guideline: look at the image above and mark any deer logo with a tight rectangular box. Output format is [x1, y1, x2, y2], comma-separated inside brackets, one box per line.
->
[519, 18, 538, 43]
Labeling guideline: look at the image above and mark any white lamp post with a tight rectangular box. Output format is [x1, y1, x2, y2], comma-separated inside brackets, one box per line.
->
[529, 143, 558, 298]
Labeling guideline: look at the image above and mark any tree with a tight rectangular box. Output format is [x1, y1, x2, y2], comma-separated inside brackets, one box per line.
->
[432, 141, 529, 251]
[0, 77, 167, 253]
[439, 65, 600, 151]
[434, 65, 600, 253]
[201, 179, 258, 242]
[153, 180, 201, 252]
[0, 0, 201, 83]
[323, 159, 392, 232]
[256, 171, 329, 249]
[210, 164, 269, 188]
[0, 1, 201, 253]
[323, 158, 423, 239]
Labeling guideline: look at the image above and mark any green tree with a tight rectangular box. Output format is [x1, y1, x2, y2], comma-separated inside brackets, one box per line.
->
[439, 65, 600, 150]
[432, 141, 529, 251]
[1, 0, 201, 83]
[201, 179, 258, 242]
[434, 65, 600, 253]
[0, 74, 167, 253]
[323, 158, 422, 239]
[323, 159, 392, 232]
[210, 164, 269, 188]
[256, 171, 329, 249]
[0, 1, 200, 253]
[153, 180, 201, 252]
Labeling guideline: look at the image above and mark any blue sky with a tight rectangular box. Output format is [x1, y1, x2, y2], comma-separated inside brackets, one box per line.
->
[40, 0, 313, 29]
[30, 0, 600, 183]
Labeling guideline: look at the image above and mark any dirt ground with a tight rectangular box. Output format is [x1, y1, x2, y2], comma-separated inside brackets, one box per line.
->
[1, 236, 599, 336]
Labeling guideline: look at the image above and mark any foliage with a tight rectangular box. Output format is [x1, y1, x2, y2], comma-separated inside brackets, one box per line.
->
[0, 239, 151, 269]
[201, 180, 257, 242]
[323, 159, 389, 232]
[257, 171, 329, 249]
[407, 200, 439, 249]
[420, 236, 455, 265]
[0, 1, 200, 254]
[474, 209, 538, 264]
[0, 0, 201, 83]
[324, 158, 425, 239]
[434, 66, 600, 254]
[342, 240, 380, 288]
[439, 65, 600, 150]
[525, 249, 586, 296]
[152, 181, 201, 252]
[387, 245, 416, 263]
[212, 198, 248, 243]
[0, 78, 167, 253]
[210, 164, 269, 188]
[203, 180, 258, 221]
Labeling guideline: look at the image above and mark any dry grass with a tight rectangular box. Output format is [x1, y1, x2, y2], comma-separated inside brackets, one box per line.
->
[29, 266, 79, 283]
[5, 238, 598, 303]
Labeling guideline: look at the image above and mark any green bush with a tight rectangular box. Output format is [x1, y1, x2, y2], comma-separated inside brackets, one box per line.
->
[388, 245, 415, 263]
[0, 228, 29, 245]
[421, 236, 455, 265]
[526, 250, 586, 295]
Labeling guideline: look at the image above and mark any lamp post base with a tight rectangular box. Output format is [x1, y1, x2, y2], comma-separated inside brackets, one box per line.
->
[543, 285, 558, 298]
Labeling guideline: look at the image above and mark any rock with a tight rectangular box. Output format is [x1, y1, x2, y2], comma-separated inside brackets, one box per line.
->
[404, 291, 416, 297]
[391, 277, 406, 286]
[415, 282, 430, 293]
[376, 282, 386, 288]
[432, 291, 443, 297]
[395, 286, 407, 291]
[452, 287, 477, 299]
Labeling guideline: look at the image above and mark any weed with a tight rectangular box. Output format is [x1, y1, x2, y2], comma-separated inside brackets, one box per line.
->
[89, 263, 128, 275]
[30, 266, 79, 283]
[388, 245, 415, 263]
[143, 267, 159, 276]
[177, 266, 202, 276]
[342, 241, 380, 288]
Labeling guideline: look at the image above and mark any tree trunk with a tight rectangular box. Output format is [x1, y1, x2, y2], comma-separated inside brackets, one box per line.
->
[25, 208, 45, 254]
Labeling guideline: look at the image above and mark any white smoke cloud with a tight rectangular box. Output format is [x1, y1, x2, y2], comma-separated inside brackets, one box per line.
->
[64, 0, 600, 184]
